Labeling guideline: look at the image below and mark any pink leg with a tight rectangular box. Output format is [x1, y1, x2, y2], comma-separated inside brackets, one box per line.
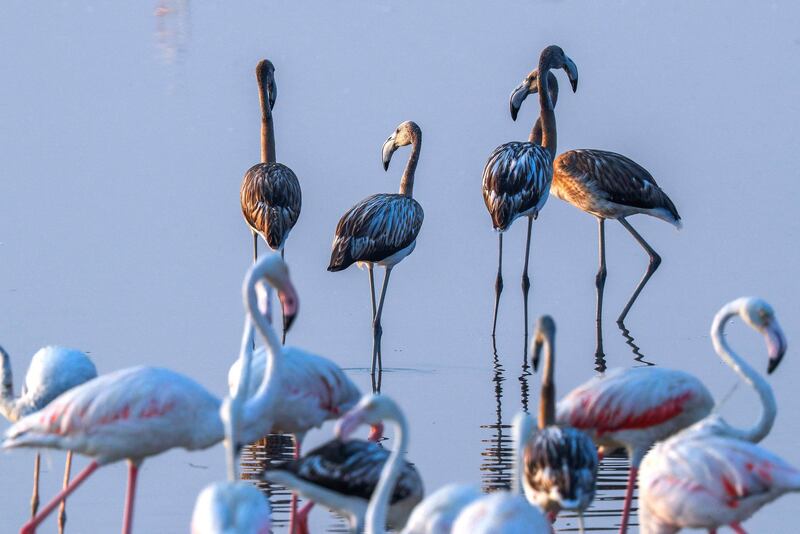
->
[21, 461, 100, 534]
[121, 461, 139, 534]
[619, 465, 638, 534]
[730, 523, 747, 534]
[547, 510, 558, 523]
[296, 501, 314, 534]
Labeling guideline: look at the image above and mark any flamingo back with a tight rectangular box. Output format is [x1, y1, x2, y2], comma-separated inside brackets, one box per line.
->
[4, 366, 222, 463]
[557, 367, 713, 455]
[191, 481, 271, 534]
[639, 434, 800, 532]
[22, 346, 98, 415]
[240, 162, 302, 250]
[401, 483, 482, 534]
[451, 492, 550, 534]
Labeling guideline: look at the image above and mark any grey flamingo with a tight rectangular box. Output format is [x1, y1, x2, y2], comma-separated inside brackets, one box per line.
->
[482, 45, 578, 339]
[328, 121, 424, 388]
[240, 59, 302, 342]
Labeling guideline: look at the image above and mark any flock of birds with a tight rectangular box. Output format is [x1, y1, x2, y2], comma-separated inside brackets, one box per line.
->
[0, 43, 797, 534]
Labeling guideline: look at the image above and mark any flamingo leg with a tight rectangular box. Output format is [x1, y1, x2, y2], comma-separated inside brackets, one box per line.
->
[121, 461, 139, 534]
[522, 216, 533, 347]
[287, 437, 303, 534]
[616, 218, 661, 325]
[730, 523, 747, 534]
[31, 452, 41, 518]
[579, 512, 585, 534]
[21, 461, 99, 534]
[619, 464, 638, 534]
[280, 248, 288, 345]
[371, 267, 392, 392]
[492, 233, 504, 337]
[252, 231, 258, 263]
[295, 501, 314, 534]
[368, 264, 379, 393]
[595, 217, 607, 361]
[57, 451, 74, 534]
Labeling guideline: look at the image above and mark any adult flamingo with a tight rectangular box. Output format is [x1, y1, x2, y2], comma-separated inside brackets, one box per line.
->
[638, 433, 800, 533]
[0, 345, 97, 533]
[265, 396, 422, 534]
[482, 45, 577, 336]
[450, 412, 551, 534]
[328, 121, 424, 385]
[240, 58, 302, 342]
[523, 316, 597, 532]
[557, 297, 788, 534]
[3, 253, 298, 534]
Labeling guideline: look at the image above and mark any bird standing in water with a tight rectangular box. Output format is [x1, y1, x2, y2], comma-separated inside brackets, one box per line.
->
[483, 45, 578, 340]
[328, 121, 424, 390]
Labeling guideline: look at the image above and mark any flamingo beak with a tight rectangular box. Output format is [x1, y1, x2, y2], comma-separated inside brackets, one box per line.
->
[334, 411, 365, 441]
[278, 282, 299, 333]
[509, 80, 531, 122]
[563, 56, 578, 92]
[765, 320, 787, 374]
[531, 337, 544, 372]
[382, 134, 397, 171]
[267, 76, 277, 110]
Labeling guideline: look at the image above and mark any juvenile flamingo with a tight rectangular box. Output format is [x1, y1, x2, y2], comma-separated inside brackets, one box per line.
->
[266, 396, 422, 534]
[3, 253, 298, 534]
[328, 121, 424, 385]
[240, 58, 302, 342]
[639, 433, 800, 533]
[523, 316, 597, 532]
[451, 412, 550, 534]
[0, 345, 97, 533]
[557, 297, 788, 534]
[482, 45, 577, 336]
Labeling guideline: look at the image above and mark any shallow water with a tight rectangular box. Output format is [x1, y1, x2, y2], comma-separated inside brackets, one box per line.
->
[1, 1, 799, 532]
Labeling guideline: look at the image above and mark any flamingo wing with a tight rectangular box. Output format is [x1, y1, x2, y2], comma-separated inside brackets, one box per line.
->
[452, 492, 550, 534]
[240, 162, 302, 250]
[401, 483, 482, 534]
[191, 481, 271, 534]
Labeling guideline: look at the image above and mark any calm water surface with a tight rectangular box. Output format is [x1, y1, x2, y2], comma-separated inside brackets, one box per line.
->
[1, 1, 799, 532]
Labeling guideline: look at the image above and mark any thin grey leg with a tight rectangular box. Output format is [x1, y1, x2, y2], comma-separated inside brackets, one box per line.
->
[596, 218, 607, 360]
[31, 452, 40, 518]
[371, 267, 392, 392]
[252, 231, 258, 264]
[521, 216, 533, 352]
[492, 233, 503, 337]
[281, 247, 287, 344]
[617, 218, 661, 325]
[58, 450, 73, 534]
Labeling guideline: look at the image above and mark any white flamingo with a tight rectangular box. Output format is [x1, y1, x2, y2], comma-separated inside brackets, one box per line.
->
[450, 412, 550, 534]
[557, 297, 788, 534]
[266, 395, 421, 534]
[3, 253, 297, 534]
[0, 345, 97, 533]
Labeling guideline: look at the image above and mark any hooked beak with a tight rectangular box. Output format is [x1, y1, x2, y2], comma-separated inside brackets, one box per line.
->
[531, 337, 544, 372]
[509, 81, 531, 121]
[267, 77, 277, 110]
[382, 134, 397, 171]
[278, 281, 299, 333]
[563, 56, 578, 92]
[765, 320, 787, 374]
[334, 411, 364, 441]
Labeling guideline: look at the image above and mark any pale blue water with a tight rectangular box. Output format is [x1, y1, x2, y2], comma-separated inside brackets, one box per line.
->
[1, 1, 799, 532]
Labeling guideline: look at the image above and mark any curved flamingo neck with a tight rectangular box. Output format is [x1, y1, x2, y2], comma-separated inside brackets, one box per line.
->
[529, 118, 543, 145]
[399, 130, 421, 198]
[538, 333, 556, 429]
[537, 61, 557, 158]
[365, 408, 409, 534]
[711, 302, 776, 443]
[239, 263, 283, 444]
[258, 75, 276, 164]
[224, 318, 256, 481]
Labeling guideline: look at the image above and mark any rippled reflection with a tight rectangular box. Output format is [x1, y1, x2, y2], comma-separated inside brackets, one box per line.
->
[618, 320, 655, 367]
[240, 433, 298, 530]
[479, 346, 514, 493]
[154, 0, 191, 65]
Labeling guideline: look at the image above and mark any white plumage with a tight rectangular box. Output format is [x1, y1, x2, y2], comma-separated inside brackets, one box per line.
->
[191, 481, 272, 534]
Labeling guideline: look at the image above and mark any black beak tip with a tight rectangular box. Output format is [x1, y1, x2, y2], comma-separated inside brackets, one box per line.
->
[767, 356, 783, 375]
[283, 313, 296, 333]
[383, 161, 389, 172]
[510, 106, 519, 121]
[570, 79, 578, 93]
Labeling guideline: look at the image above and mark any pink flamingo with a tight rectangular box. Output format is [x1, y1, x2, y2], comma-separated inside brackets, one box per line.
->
[3, 253, 298, 534]
[557, 297, 787, 534]
[638, 433, 800, 533]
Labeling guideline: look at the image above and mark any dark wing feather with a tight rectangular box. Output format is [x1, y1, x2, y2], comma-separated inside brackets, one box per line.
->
[240, 162, 302, 249]
[328, 194, 424, 271]
[482, 142, 553, 231]
[556, 149, 680, 219]
[524, 426, 598, 508]
[268, 439, 423, 504]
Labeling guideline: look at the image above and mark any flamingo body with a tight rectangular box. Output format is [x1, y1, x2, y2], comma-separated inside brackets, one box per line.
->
[557, 366, 713, 462]
[241, 162, 302, 250]
[451, 492, 550, 534]
[228, 345, 361, 436]
[191, 481, 272, 534]
[400, 483, 482, 534]
[482, 142, 553, 231]
[639, 434, 800, 533]
[5, 366, 223, 463]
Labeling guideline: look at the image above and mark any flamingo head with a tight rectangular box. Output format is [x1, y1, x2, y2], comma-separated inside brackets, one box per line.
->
[334, 394, 400, 441]
[382, 121, 421, 171]
[256, 59, 277, 111]
[530, 315, 556, 372]
[250, 253, 299, 332]
[740, 298, 787, 374]
[509, 69, 559, 121]
[538, 45, 578, 93]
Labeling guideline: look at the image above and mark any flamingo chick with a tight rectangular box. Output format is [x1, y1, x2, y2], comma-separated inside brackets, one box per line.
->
[3, 253, 298, 534]
[0, 345, 97, 532]
[524, 316, 597, 531]
[557, 297, 787, 534]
